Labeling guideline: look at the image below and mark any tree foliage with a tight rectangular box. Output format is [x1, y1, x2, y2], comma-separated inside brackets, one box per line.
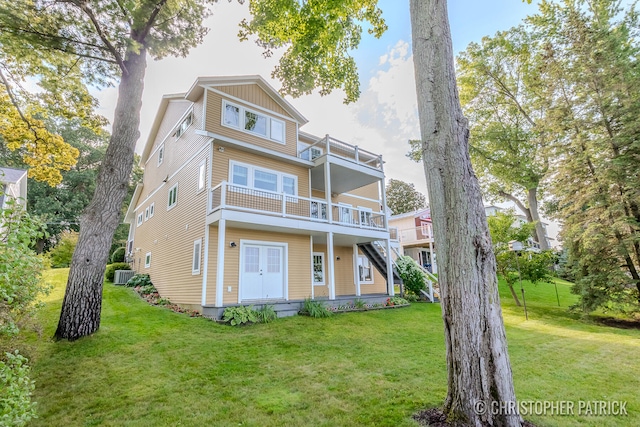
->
[385, 178, 426, 215]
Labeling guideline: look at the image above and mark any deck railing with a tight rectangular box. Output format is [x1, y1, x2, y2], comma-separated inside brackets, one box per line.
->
[298, 135, 384, 171]
[210, 181, 388, 231]
[398, 226, 434, 244]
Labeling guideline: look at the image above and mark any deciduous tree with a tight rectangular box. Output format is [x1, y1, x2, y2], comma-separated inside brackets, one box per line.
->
[385, 178, 426, 215]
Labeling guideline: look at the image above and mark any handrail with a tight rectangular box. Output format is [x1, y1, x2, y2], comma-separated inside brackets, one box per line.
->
[297, 134, 383, 171]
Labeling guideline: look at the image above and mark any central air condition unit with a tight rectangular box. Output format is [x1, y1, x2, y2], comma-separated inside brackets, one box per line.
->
[114, 270, 136, 285]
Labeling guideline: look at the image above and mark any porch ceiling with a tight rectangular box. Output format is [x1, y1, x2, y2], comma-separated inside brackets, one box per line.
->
[310, 159, 382, 194]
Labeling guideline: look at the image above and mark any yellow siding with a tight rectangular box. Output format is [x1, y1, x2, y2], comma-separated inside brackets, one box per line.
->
[205, 90, 298, 157]
[132, 147, 210, 306]
[359, 248, 387, 295]
[217, 84, 288, 116]
[211, 146, 310, 198]
[333, 246, 358, 296]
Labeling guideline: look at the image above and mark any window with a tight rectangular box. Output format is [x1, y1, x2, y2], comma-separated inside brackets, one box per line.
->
[222, 101, 285, 143]
[174, 112, 193, 138]
[229, 161, 297, 196]
[157, 145, 164, 166]
[358, 255, 373, 283]
[311, 201, 327, 220]
[145, 252, 152, 268]
[298, 142, 323, 160]
[313, 252, 325, 285]
[127, 240, 133, 256]
[358, 207, 373, 226]
[168, 184, 178, 209]
[192, 239, 202, 275]
[137, 213, 143, 226]
[144, 207, 150, 221]
[198, 161, 206, 193]
[149, 202, 154, 218]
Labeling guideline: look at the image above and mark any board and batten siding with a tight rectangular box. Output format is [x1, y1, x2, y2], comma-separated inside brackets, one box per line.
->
[132, 147, 210, 306]
[211, 146, 310, 198]
[205, 89, 298, 157]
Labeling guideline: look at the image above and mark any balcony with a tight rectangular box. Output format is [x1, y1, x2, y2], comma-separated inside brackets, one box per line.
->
[398, 226, 434, 246]
[298, 135, 383, 171]
[210, 182, 387, 231]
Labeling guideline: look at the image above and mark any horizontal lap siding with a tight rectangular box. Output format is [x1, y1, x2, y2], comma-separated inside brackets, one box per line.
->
[334, 182, 381, 212]
[205, 90, 297, 157]
[133, 148, 209, 307]
[212, 146, 310, 198]
[359, 248, 387, 295]
[333, 246, 358, 296]
[204, 225, 218, 306]
[218, 85, 288, 116]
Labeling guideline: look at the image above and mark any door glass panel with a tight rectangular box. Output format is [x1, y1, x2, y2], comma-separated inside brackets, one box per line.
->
[313, 254, 324, 284]
[244, 247, 260, 273]
[266, 248, 281, 273]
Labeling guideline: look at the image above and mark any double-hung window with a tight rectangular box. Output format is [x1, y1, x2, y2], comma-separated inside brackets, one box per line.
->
[222, 100, 285, 144]
[145, 252, 152, 268]
[229, 161, 297, 196]
[312, 252, 325, 285]
[197, 161, 206, 193]
[137, 213, 143, 226]
[357, 255, 373, 284]
[157, 145, 164, 166]
[192, 239, 202, 275]
[168, 183, 178, 209]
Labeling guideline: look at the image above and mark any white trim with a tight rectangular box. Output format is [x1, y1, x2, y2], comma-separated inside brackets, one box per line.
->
[357, 255, 374, 284]
[312, 252, 325, 286]
[327, 232, 335, 300]
[208, 87, 295, 123]
[137, 212, 143, 226]
[157, 144, 164, 166]
[228, 160, 298, 196]
[144, 206, 150, 221]
[167, 183, 178, 210]
[192, 238, 202, 275]
[197, 160, 207, 194]
[385, 239, 395, 296]
[215, 220, 226, 307]
[221, 99, 286, 144]
[238, 239, 288, 302]
[353, 244, 361, 296]
[144, 252, 152, 268]
[173, 109, 194, 139]
[144, 106, 194, 167]
[201, 226, 210, 305]
[310, 236, 314, 299]
[149, 202, 155, 219]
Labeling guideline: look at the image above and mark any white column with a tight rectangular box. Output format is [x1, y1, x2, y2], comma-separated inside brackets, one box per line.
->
[353, 244, 361, 297]
[428, 223, 437, 274]
[385, 238, 395, 296]
[201, 225, 210, 306]
[379, 172, 388, 229]
[310, 236, 315, 299]
[324, 160, 333, 223]
[215, 219, 226, 307]
[327, 232, 335, 300]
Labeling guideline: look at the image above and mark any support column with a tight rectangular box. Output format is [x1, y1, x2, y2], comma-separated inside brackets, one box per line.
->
[215, 219, 226, 307]
[327, 232, 335, 300]
[353, 244, 361, 296]
[310, 236, 315, 299]
[385, 238, 395, 296]
[201, 225, 210, 306]
[324, 160, 333, 223]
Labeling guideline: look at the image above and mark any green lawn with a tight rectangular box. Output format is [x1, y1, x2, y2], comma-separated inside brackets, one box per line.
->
[16, 270, 640, 426]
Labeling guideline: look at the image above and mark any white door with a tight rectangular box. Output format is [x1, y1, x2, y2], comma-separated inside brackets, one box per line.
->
[241, 244, 284, 300]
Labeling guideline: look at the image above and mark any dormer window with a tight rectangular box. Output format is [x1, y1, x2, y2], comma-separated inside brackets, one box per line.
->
[174, 112, 193, 138]
[222, 100, 285, 144]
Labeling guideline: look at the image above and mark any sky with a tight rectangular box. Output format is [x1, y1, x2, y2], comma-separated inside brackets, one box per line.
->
[97, 0, 541, 200]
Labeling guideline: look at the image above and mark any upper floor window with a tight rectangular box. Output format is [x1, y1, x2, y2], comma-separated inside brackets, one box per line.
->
[144, 206, 150, 221]
[174, 112, 193, 139]
[137, 212, 143, 226]
[168, 183, 178, 209]
[222, 100, 285, 144]
[157, 145, 164, 166]
[149, 202, 155, 218]
[197, 161, 206, 193]
[229, 161, 297, 196]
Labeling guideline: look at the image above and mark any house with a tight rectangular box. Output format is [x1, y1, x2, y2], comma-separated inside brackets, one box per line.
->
[388, 208, 437, 273]
[124, 75, 399, 318]
[0, 167, 28, 210]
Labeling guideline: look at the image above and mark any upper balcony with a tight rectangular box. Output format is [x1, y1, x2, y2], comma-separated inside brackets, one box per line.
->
[209, 181, 387, 233]
[397, 225, 435, 247]
[298, 135, 385, 195]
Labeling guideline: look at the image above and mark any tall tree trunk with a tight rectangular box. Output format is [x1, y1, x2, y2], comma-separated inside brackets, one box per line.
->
[410, 1, 522, 426]
[527, 188, 549, 250]
[54, 49, 147, 341]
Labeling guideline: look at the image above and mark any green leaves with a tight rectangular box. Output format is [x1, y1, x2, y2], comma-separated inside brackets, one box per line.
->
[385, 178, 426, 215]
[239, 0, 387, 103]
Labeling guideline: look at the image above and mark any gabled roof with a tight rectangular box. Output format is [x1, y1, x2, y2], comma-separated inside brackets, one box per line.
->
[139, 75, 308, 165]
[0, 167, 27, 184]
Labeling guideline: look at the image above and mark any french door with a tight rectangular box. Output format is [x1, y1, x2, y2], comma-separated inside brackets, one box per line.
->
[240, 243, 285, 300]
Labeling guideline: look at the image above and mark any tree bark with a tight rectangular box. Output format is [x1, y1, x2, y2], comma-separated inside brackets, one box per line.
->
[410, 1, 522, 425]
[54, 49, 147, 341]
[526, 188, 549, 250]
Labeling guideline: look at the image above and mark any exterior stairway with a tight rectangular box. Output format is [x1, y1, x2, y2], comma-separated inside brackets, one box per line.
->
[357, 242, 403, 285]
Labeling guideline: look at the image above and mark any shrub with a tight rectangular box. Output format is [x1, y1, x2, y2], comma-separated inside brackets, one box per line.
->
[223, 305, 258, 326]
[48, 231, 78, 268]
[125, 274, 152, 288]
[387, 296, 410, 306]
[395, 256, 426, 296]
[110, 247, 126, 263]
[255, 305, 277, 323]
[353, 298, 366, 309]
[104, 262, 131, 282]
[0, 351, 36, 427]
[300, 298, 333, 318]
[138, 284, 157, 296]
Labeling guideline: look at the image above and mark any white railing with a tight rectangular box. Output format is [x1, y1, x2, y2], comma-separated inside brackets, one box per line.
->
[298, 134, 384, 172]
[210, 182, 386, 231]
[398, 225, 435, 245]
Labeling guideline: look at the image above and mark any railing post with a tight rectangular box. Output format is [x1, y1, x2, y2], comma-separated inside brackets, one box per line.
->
[281, 194, 286, 217]
[325, 134, 331, 155]
[220, 180, 227, 209]
[354, 145, 359, 163]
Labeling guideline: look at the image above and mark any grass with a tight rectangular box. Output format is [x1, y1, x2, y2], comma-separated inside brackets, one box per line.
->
[13, 270, 640, 426]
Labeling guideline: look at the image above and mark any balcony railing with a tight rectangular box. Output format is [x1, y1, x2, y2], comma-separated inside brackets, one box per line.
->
[398, 226, 434, 245]
[210, 181, 388, 231]
[298, 135, 384, 172]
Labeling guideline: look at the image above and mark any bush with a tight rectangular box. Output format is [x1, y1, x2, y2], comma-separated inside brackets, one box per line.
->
[395, 256, 426, 296]
[0, 351, 36, 427]
[125, 274, 152, 288]
[223, 305, 258, 326]
[110, 247, 126, 263]
[256, 305, 277, 323]
[104, 262, 131, 282]
[48, 231, 78, 268]
[300, 298, 333, 318]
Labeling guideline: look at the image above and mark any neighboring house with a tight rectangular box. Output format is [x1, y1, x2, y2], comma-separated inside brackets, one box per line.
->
[388, 208, 437, 274]
[125, 75, 399, 318]
[0, 167, 28, 210]
[484, 205, 554, 251]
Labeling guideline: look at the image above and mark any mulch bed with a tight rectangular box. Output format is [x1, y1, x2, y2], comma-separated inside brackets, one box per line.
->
[412, 408, 536, 427]
[595, 316, 640, 330]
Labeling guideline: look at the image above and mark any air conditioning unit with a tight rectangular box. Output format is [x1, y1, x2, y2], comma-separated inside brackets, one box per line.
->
[114, 270, 136, 285]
